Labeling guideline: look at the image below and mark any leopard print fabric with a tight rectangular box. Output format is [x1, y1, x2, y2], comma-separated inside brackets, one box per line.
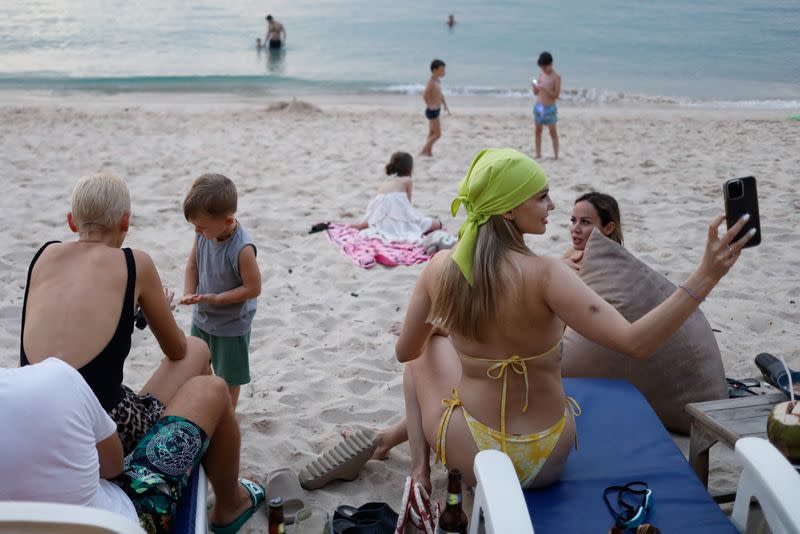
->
[108, 385, 166, 455]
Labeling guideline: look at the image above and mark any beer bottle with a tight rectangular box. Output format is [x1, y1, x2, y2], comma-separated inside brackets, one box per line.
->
[438, 468, 468, 533]
[268, 496, 286, 534]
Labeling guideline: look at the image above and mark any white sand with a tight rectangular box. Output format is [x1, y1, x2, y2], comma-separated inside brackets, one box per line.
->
[0, 92, 797, 531]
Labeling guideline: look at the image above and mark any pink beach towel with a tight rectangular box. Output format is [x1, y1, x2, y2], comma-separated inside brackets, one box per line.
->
[325, 223, 433, 269]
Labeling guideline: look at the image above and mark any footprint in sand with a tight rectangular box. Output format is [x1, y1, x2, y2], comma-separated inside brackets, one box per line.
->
[252, 418, 272, 434]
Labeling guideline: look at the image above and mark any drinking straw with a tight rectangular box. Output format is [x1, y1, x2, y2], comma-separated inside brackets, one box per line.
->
[779, 354, 795, 405]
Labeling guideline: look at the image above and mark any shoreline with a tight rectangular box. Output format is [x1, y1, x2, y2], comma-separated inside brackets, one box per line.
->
[0, 90, 796, 119]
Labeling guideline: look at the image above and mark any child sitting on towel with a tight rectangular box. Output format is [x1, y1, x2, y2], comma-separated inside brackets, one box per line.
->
[350, 152, 442, 243]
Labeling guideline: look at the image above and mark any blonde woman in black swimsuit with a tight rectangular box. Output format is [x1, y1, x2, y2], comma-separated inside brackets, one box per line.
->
[20, 172, 211, 454]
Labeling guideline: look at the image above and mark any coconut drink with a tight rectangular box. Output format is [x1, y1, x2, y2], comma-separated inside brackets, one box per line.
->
[767, 401, 800, 464]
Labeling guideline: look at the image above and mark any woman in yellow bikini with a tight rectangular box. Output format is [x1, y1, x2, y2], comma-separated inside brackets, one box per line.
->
[394, 148, 754, 491]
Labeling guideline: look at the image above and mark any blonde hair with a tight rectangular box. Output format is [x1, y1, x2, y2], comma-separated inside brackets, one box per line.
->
[428, 216, 532, 341]
[183, 173, 237, 220]
[71, 172, 131, 235]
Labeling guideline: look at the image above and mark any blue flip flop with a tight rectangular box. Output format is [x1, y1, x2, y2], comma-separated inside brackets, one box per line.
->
[755, 353, 800, 399]
[210, 478, 266, 534]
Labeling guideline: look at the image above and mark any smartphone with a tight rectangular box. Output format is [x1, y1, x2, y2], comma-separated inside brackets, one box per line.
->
[723, 176, 761, 248]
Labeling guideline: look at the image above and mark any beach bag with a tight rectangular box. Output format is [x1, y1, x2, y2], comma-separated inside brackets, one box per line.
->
[395, 476, 440, 534]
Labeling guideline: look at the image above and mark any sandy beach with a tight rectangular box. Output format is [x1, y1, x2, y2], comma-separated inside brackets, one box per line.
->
[0, 93, 797, 531]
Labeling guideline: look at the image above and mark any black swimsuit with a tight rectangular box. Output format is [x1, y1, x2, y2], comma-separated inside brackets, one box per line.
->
[20, 241, 135, 410]
[20, 241, 165, 454]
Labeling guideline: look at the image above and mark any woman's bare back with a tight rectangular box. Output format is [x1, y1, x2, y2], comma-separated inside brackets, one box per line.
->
[22, 242, 137, 369]
[434, 250, 568, 434]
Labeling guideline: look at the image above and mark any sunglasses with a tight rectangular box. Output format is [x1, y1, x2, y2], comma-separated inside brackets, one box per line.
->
[604, 482, 657, 532]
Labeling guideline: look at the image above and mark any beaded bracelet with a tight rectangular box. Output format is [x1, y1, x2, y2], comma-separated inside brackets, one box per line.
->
[678, 284, 705, 303]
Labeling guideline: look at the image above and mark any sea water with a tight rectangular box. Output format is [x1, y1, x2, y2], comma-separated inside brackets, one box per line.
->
[1, 0, 798, 107]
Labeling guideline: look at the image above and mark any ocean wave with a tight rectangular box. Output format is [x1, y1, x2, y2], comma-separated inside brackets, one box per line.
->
[0, 74, 797, 110]
[374, 83, 800, 109]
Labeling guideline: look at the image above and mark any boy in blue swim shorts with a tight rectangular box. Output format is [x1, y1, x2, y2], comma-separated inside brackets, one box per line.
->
[532, 51, 561, 160]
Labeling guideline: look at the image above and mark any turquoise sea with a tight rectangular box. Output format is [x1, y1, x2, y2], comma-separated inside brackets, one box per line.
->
[1, 0, 799, 107]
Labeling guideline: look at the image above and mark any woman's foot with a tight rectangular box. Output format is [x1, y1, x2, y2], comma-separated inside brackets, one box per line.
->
[341, 420, 408, 461]
[339, 429, 393, 461]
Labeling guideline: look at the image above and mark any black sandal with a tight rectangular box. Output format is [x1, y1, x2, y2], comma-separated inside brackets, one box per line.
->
[755, 352, 800, 399]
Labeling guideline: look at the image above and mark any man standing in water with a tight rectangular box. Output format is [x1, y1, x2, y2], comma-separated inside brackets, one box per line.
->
[265, 15, 286, 49]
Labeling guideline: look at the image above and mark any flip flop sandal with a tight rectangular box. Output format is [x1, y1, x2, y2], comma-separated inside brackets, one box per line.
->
[333, 502, 398, 531]
[265, 468, 311, 524]
[209, 478, 266, 534]
[755, 352, 800, 398]
[298, 429, 379, 490]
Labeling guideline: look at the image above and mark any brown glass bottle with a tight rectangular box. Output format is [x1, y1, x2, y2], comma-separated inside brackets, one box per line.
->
[438, 468, 468, 533]
[268, 496, 286, 534]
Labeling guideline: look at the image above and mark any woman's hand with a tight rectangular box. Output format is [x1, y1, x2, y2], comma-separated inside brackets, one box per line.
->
[164, 288, 176, 311]
[699, 214, 755, 283]
[561, 249, 584, 273]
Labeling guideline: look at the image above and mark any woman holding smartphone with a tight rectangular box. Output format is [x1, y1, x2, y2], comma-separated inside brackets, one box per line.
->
[395, 148, 754, 490]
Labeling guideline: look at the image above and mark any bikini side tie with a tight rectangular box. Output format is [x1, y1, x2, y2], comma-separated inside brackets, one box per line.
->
[435, 389, 463, 465]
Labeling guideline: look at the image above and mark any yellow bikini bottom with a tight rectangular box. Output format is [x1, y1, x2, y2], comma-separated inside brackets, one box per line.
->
[435, 389, 580, 488]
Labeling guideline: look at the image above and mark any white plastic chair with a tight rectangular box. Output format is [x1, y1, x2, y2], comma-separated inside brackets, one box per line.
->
[192, 466, 208, 534]
[470, 449, 535, 534]
[731, 437, 800, 534]
[0, 501, 145, 533]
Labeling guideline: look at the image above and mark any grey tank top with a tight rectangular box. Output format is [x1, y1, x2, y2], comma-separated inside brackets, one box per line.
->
[192, 223, 257, 336]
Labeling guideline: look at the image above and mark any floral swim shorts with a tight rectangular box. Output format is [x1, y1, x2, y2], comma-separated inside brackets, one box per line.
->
[114, 415, 209, 534]
[533, 103, 558, 125]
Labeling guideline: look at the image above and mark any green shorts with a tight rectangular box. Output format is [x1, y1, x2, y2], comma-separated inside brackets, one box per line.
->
[114, 416, 209, 534]
[191, 324, 251, 386]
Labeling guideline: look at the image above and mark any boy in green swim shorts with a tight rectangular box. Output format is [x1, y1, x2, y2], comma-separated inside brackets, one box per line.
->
[180, 174, 262, 409]
[532, 51, 561, 160]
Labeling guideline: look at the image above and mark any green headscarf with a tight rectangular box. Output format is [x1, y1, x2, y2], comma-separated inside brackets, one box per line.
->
[450, 148, 548, 285]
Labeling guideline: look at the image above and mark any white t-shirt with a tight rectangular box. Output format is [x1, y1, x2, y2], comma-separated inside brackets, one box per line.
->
[0, 357, 138, 523]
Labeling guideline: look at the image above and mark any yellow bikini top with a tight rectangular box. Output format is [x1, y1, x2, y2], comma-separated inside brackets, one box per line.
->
[459, 336, 563, 445]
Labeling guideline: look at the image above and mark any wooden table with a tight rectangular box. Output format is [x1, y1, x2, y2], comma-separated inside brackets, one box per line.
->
[686, 392, 785, 491]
